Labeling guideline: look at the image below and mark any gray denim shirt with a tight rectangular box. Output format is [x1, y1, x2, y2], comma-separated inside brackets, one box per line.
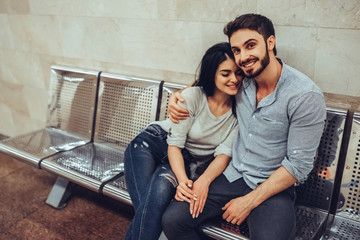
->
[223, 61, 326, 189]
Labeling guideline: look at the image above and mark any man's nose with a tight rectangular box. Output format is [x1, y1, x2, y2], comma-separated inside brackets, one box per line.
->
[237, 51, 249, 65]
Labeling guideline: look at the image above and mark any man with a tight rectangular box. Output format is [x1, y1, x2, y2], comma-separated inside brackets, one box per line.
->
[162, 13, 326, 240]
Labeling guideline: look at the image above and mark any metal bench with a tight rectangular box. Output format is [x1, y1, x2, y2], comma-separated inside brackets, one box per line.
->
[101, 81, 187, 204]
[321, 111, 360, 239]
[40, 72, 174, 208]
[2, 65, 359, 239]
[0, 66, 99, 168]
[199, 108, 352, 240]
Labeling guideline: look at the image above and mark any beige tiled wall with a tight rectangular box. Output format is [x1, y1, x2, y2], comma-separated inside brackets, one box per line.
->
[0, 0, 359, 136]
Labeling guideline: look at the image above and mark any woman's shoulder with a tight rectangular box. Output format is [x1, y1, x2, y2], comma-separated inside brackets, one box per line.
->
[180, 86, 206, 113]
[182, 86, 205, 101]
[182, 86, 203, 95]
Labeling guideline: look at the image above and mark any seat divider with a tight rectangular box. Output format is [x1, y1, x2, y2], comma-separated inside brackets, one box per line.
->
[328, 110, 354, 216]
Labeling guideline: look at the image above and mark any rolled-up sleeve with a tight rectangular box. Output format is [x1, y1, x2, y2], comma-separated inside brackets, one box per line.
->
[166, 88, 198, 148]
[282, 91, 326, 182]
[214, 124, 238, 158]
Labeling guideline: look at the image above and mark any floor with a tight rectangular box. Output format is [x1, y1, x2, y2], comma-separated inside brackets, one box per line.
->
[0, 152, 134, 240]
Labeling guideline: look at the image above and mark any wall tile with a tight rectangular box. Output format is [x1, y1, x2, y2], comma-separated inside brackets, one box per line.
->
[258, 0, 360, 29]
[0, 81, 28, 116]
[0, 50, 47, 89]
[22, 87, 48, 122]
[119, 19, 204, 74]
[158, 0, 257, 22]
[0, 15, 14, 49]
[314, 28, 360, 96]
[201, 22, 229, 52]
[0, 104, 16, 136]
[276, 26, 317, 81]
[0, 0, 30, 14]
[58, 16, 123, 63]
[29, 0, 158, 19]
[7, 15, 32, 52]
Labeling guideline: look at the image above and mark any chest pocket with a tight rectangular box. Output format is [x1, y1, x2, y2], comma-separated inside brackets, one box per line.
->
[256, 111, 289, 144]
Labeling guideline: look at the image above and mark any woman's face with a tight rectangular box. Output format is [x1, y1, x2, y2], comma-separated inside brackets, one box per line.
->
[214, 57, 243, 96]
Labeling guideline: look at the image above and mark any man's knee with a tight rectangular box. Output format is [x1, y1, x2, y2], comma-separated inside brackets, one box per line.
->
[248, 190, 296, 240]
[162, 201, 191, 236]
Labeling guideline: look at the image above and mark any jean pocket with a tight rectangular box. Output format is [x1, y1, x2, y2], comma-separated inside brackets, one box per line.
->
[145, 124, 167, 138]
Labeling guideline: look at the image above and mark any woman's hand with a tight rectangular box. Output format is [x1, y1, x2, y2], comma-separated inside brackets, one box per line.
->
[175, 179, 197, 203]
[189, 176, 211, 218]
[168, 91, 190, 123]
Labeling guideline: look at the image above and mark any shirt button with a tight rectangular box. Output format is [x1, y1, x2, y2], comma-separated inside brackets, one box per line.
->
[249, 133, 252, 137]
[252, 115, 256, 119]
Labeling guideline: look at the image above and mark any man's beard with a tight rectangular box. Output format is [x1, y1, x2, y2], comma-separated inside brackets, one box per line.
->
[243, 46, 270, 78]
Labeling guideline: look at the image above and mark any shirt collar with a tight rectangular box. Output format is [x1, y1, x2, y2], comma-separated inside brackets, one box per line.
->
[242, 58, 287, 108]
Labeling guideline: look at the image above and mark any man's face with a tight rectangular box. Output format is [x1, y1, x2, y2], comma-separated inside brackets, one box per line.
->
[230, 29, 270, 79]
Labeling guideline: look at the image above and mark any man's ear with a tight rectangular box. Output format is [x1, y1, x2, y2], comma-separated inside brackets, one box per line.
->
[267, 35, 276, 52]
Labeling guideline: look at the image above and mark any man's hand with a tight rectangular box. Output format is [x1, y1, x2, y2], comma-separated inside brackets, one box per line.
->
[222, 195, 254, 225]
[168, 91, 189, 123]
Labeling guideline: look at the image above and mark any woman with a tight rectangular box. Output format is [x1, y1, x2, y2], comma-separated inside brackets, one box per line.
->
[124, 42, 244, 240]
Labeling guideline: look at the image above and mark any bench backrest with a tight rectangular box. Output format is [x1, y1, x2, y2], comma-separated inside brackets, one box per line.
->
[295, 108, 348, 211]
[93, 73, 161, 148]
[158, 82, 187, 121]
[337, 112, 360, 221]
[47, 66, 99, 139]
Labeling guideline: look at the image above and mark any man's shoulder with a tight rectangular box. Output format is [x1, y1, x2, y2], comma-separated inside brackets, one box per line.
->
[281, 63, 323, 95]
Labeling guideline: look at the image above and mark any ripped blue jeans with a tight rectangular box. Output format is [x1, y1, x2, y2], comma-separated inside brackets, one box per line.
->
[124, 124, 193, 240]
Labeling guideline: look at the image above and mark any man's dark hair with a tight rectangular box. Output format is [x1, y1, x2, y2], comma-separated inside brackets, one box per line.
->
[223, 13, 277, 55]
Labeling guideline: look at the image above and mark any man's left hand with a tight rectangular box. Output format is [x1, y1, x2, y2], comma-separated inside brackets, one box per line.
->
[221, 196, 254, 225]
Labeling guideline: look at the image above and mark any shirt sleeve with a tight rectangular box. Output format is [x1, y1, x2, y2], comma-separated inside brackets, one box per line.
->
[214, 122, 238, 158]
[166, 87, 201, 148]
[281, 91, 326, 183]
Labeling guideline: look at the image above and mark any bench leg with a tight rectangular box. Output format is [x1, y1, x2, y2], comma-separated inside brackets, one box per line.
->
[46, 176, 74, 209]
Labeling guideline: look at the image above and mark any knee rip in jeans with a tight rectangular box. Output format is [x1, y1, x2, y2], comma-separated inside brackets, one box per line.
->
[133, 141, 149, 149]
[159, 167, 178, 188]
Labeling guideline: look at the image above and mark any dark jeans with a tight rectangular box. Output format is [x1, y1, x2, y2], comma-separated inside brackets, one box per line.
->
[162, 174, 296, 240]
[124, 124, 193, 240]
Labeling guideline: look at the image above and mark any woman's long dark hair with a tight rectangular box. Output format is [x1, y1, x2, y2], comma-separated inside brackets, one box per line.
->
[193, 42, 239, 117]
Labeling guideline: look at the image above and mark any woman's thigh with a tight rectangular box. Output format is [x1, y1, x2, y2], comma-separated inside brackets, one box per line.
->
[124, 124, 169, 207]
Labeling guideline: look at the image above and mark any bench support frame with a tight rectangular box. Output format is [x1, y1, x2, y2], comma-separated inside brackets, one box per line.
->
[46, 176, 75, 209]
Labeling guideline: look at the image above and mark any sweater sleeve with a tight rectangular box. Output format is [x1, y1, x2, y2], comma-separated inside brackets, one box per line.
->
[166, 87, 202, 148]
[214, 122, 238, 158]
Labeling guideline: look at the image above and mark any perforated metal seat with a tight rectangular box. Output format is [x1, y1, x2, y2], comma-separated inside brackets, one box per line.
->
[0, 66, 99, 167]
[41, 73, 173, 206]
[322, 112, 360, 239]
[101, 82, 186, 204]
[198, 108, 349, 240]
